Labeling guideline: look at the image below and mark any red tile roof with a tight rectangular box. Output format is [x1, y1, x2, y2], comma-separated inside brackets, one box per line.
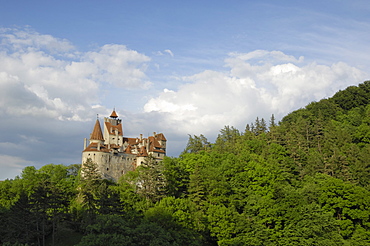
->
[148, 136, 161, 149]
[110, 110, 118, 118]
[127, 137, 140, 145]
[90, 119, 104, 141]
[137, 146, 148, 157]
[124, 145, 132, 154]
[110, 144, 120, 149]
[104, 122, 123, 135]
[156, 133, 167, 141]
[83, 143, 110, 152]
[152, 149, 165, 153]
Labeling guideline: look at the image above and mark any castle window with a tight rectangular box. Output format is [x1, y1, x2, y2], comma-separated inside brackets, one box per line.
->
[107, 168, 109, 171]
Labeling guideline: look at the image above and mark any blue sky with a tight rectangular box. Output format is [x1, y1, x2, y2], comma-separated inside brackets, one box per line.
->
[0, 0, 369, 180]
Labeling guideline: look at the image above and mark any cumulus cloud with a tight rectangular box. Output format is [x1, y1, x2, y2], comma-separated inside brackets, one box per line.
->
[84, 44, 151, 88]
[0, 27, 155, 179]
[0, 28, 152, 121]
[144, 50, 366, 137]
[0, 27, 75, 54]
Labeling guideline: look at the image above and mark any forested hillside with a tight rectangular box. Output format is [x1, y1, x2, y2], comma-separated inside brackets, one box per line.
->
[1, 81, 369, 246]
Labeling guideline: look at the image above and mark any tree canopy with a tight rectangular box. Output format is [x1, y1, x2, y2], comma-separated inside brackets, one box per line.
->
[1, 81, 370, 245]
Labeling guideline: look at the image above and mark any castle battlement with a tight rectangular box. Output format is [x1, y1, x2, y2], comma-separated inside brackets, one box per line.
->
[82, 110, 166, 181]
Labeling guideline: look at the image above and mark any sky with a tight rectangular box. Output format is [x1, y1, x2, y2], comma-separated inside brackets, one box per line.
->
[0, 0, 369, 180]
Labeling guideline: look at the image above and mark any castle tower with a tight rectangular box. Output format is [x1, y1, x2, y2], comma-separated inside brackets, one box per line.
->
[82, 110, 167, 182]
[82, 118, 107, 163]
[90, 119, 104, 144]
[103, 110, 124, 151]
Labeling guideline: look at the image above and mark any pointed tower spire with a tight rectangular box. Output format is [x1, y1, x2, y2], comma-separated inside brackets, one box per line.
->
[90, 119, 104, 141]
[110, 109, 118, 118]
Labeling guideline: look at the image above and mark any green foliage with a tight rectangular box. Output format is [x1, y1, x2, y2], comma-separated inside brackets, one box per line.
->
[77, 213, 206, 246]
[331, 81, 370, 111]
[78, 158, 103, 224]
[0, 163, 80, 245]
[182, 134, 211, 154]
[214, 125, 241, 153]
[136, 155, 167, 203]
[162, 157, 189, 198]
[1, 81, 370, 245]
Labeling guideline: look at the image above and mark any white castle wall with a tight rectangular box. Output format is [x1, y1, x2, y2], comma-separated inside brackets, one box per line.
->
[82, 151, 137, 181]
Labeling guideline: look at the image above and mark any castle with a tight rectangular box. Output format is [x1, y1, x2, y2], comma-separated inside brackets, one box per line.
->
[82, 110, 166, 181]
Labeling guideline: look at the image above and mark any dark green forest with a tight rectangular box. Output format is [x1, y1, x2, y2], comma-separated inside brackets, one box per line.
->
[1, 81, 370, 246]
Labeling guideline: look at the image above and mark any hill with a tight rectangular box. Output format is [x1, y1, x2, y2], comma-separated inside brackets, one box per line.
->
[0, 81, 369, 245]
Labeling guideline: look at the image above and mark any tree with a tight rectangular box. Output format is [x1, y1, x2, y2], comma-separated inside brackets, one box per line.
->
[188, 163, 206, 208]
[253, 117, 268, 136]
[136, 155, 167, 203]
[269, 114, 276, 128]
[214, 126, 240, 153]
[1, 192, 38, 245]
[182, 134, 211, 154]
[162, 157, 190, 198]
[79, 158, 103, 224]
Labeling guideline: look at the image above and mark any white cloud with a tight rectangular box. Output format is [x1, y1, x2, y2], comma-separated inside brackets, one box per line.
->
[228, 50, 304, 64]
[155, 49, 174, 57]
[0, 27, 75, 54]
[164, 49, 174, 57]
[0, 28, 152, 122]
[84, 44, 152, 88]
[144, 50, 367, 137]
[0, 28, 157, 179]
[0, 49, 98, 120]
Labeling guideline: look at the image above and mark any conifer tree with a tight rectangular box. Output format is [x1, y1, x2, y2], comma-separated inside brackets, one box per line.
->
[136, 155, 167, 203]
[182, 134, 210, 154]
[79, 158, 102, 223]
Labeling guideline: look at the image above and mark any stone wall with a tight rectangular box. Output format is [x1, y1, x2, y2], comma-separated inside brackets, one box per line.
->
[82, 151, 137, 181]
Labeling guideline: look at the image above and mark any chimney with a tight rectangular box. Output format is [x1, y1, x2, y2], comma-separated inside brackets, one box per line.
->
[84, 138, 87, 149]
[140, 134, 143, 141]
[153, 132, 156, 137]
